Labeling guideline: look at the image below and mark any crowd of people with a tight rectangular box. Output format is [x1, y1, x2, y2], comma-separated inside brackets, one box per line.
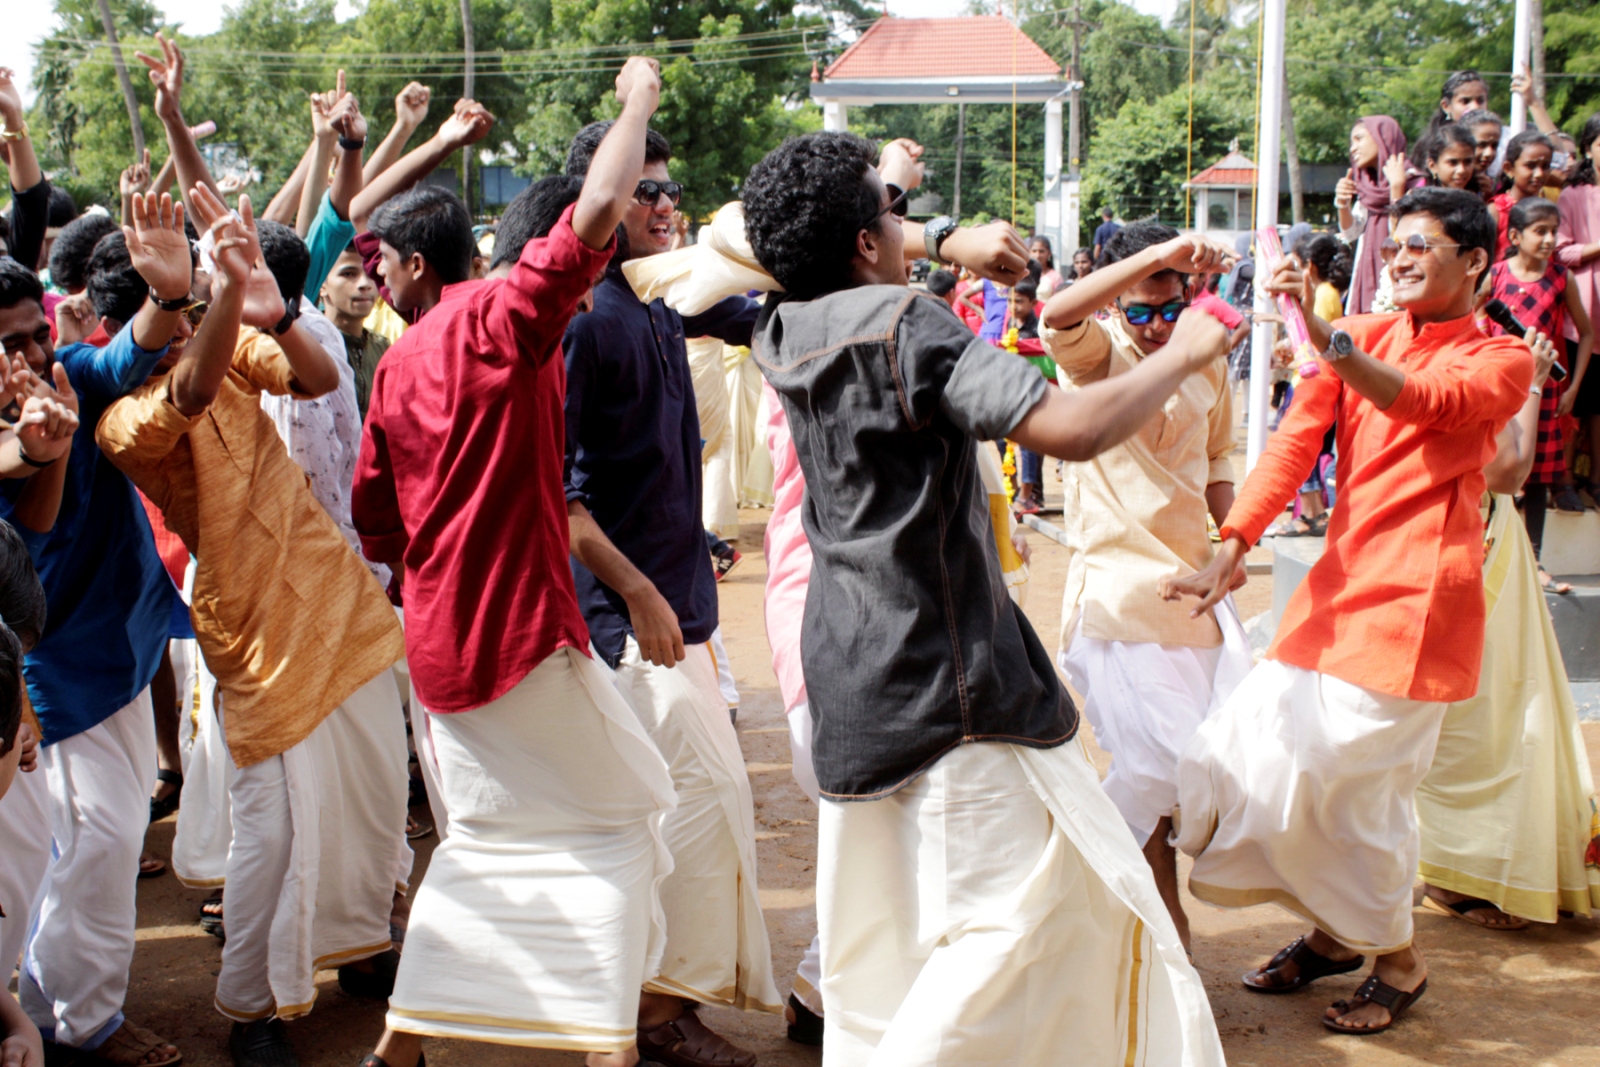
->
[0, 37, 1596, 1067]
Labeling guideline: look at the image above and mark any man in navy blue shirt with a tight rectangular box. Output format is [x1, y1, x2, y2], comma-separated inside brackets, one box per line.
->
[562, 123, 776, 1067]
[0, 197, 193, 1067]
[1093, 206, 1122, 261]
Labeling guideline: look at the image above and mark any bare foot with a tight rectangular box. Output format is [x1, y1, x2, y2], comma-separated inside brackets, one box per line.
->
[373, 1028, 422, 1067]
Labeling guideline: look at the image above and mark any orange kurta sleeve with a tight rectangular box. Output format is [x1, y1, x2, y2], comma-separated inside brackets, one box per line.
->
[1219, 366, 1341, 546]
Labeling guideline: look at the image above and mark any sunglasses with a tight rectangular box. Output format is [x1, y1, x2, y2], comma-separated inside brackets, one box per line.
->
[1117, 299, 1188, 326]
[1379, 234, 1461, 264]
[182, 301, 209, 327]
[865, 183, 909, 228]
[634, 180, 683, 207]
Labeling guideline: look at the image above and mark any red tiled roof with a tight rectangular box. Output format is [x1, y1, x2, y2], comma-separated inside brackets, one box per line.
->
[1189, 151, 1256, 185]
[824, 17, 1062, 81]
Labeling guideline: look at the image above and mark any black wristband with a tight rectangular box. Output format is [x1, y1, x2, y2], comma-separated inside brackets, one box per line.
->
[149, 287, 190, 313]
[338, 136, 366, 151]
[16, 445, 53, 469]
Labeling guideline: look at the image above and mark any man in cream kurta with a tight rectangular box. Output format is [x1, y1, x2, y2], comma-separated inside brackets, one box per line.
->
[98, 205, 407, 1067]
[1038, 222, 1254, 950]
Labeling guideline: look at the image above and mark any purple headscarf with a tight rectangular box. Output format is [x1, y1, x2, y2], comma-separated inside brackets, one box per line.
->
[1348, 115, 1408, 314]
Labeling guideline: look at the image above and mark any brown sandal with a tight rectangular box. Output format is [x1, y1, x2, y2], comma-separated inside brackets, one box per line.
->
[1324, 974, 1427, 1035]
[638, 1006, 755, 1067]
[1421, 890, 1530, 931]
[1242, 934, 1364, 993]
[85, 1020, 182, 1066]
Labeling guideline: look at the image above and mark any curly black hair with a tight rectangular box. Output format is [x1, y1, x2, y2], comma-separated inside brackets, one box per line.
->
[256, 220, 312, 306]
[86, 232, 148, 326]
[0, 257, 45, 314]
[742, 132, 883, 301]
[565, 121, 672, 178]
[48, 213, 119, 293]
[1096, 220, 1180, 274]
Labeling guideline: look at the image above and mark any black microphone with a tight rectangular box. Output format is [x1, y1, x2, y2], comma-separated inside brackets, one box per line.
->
[1485, 299, 1567, 381]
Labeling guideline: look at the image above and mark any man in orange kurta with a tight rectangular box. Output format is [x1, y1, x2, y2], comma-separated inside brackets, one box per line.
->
[1164, 188, 1533, 1036]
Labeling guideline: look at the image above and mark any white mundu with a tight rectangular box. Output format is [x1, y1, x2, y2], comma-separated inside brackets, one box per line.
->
[1060, 597, 1253, 842]
[1176, 660, 1447, 953]
[820, 740, 1226, 1067]
[213, 670, 411, 1021]
[387, 648, 676, 1052]
[613, 637, 782, 1013]
[21, 691, 156, 1047]
[0, 763, 51, 979]
[172, 642, 231, 888]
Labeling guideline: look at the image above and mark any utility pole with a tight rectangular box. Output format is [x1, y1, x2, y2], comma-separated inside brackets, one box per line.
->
[98, 0, 145, 161]
[1064, 0, 1084, 252]
[460, 0, 475, 215]
[952, 102, 965, 222]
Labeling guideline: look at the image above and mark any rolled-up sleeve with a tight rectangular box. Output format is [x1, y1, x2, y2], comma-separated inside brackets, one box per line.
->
[232, 332, 316, 399]
[1384, 340, 1533, 432]
[1040, 317, 1113, 383]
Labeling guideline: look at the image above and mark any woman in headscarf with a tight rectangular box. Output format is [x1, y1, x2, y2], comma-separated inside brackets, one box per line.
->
[1336, 116, 1410, 314]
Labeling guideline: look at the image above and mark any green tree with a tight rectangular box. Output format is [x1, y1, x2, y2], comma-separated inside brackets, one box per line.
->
[1082, 85, 1242, 223]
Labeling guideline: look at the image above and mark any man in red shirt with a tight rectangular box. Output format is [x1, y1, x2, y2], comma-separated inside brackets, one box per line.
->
[1163, 188, 1534, 1035]
[350, 58, 677, 1067]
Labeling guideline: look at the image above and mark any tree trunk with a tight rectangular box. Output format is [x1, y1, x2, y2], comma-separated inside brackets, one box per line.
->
[1282, 69, 1304, 225]
[459, 0, 475, 216]
[97, 0, 145, 162]
[952, 102, 965, 222]
[1530, 0, 1546, 106]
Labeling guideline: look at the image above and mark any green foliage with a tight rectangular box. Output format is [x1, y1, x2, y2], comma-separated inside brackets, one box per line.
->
[1081, 85, 1242, 224]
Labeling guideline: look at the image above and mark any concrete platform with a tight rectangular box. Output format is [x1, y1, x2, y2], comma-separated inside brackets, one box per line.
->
[1263, 533, 1600, 720]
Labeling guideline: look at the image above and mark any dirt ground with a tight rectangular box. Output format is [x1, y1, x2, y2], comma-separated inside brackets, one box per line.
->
[110, 462, 1600, 1067]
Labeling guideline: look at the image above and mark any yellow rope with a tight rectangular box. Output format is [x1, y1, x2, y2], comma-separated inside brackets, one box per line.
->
[1186, 0, 1196, 229]
[1011, 0, 1019, 225]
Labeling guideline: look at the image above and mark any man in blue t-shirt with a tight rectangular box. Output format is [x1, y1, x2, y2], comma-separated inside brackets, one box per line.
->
[0, 195, 193, 1066]
[1093, 206, 1122, 261]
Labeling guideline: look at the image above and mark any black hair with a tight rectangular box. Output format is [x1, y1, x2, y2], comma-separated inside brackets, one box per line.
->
[1460, 109, 1502, 134]
[254, 220, 312, 304]
[0, 520, 45, 758]
[565, 121, 672, 178]
[1387, 186, 1496, 272]
[0, 214, 11, 256]
[1013, 278, 1038, 301]
[1495, 131, 1554, 194]
[1292, 232, 1353, 293]
[1423, 123, 1477, 182]
[1027, 234, 1054, 268]
[743, 132, 884, 301]
[1507, 196, 1560, 236]
[1574, 113, 1600, 188]
[85, 231, 148, 325]
[926, 269, 957, 297]
[0, 258, 45, 313]
[48, 213, 119, 292]
[1413, 71, 1491, 169]
[45, 186, 79, 229]
[368, 185, 474, 286]
[1097, 221, 1180, 273]
[1101, 206, 1114, 218]
[491, 175, 586, 270]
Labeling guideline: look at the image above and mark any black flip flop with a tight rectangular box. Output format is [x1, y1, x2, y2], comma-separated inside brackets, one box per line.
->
[1242, 935, 1365, 994]
[149, 768, 183, 823]
[1324, 975, 1427, 1035]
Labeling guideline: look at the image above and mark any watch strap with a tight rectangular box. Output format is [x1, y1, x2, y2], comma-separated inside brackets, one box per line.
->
[924, 216, 957, 263]
[271, 295, 302, 337]
[338, 136, 367, 151]
[149, 287, 191, 313]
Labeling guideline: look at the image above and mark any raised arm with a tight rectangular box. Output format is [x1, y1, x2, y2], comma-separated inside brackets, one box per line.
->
[1042, 233, 1236, 331]
[326, 84, 369, 222]
[1485, 331, 1557, 492]
[138, 33, 221, 212]
[570, 60, 661, 249]
[0, 68, 42, 199]
[364, 83, 429, 186]
[264, 141, 317, 226]
[349, 99, 495, 231]
[119, 149, 152, 228]
[4, 359, 80, 528]
[167, 204, 251, 415]
[295, 86, 339, 237]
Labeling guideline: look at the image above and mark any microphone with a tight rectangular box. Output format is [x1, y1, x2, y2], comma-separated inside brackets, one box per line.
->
[1484, 299, 1567, 381]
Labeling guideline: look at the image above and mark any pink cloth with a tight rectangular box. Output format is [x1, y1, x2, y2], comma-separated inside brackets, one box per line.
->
[1556, 183, 1600, 342]
[1192, 289, 1244, 330]
[760, 379, 811, 715]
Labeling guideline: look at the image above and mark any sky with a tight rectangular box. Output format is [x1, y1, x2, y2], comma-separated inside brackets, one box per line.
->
[2, 0, 1171, 106]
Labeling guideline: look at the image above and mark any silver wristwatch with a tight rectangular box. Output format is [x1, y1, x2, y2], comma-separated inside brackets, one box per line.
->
[1324, 329, 1355, 361]
[924, 215, 958, 262]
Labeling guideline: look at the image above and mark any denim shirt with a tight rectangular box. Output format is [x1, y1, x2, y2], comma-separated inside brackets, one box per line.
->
[563, 273, 759, 666]
[754, 286, 1076, 800]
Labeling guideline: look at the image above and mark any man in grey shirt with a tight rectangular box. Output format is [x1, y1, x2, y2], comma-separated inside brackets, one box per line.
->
[741, 131, 1235, 1065]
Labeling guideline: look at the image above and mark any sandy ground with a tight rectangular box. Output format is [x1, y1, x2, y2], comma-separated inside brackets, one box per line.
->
[94, 460, 1600, 1067]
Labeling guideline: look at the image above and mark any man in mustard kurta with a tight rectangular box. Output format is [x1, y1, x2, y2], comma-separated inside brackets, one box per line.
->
[97, 189, 406, 1067]
[1036, 222, 1252, 950]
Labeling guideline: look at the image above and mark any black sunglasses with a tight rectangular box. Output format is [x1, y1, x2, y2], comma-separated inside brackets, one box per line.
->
[1117, 299, 1188, 326]
[865, 183, 909, 228]
[634, 180, 683, 207]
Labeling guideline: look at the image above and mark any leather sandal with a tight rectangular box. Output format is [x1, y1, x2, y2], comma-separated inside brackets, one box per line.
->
[229, 1020, 297, 1067]
[338, 949, 401, 999]
[150, 769, 183, 823]
[785, 992, 823, 1046]
[638, 1006, 756, 1067]
[1241, 935, 1364, 994]
[1421, 891, 1530, 931]
[80, 1020, 182, 1067]
[1324, 974, 1427, 1035]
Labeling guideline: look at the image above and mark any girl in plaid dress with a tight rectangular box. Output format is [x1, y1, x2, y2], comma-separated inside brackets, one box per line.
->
[1486, 197, 1596, 592]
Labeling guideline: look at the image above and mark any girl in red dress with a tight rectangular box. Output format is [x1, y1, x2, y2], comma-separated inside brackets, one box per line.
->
[1489, 132, 1554, 261]
[1485, 197, 1595, 590]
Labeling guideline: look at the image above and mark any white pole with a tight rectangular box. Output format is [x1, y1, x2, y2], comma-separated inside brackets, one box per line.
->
[822, 99, 849, 133]
[1045, 98, 1063, 255]
[1509, 0, 1532, 134]
[1247, 0, 1286, 472]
